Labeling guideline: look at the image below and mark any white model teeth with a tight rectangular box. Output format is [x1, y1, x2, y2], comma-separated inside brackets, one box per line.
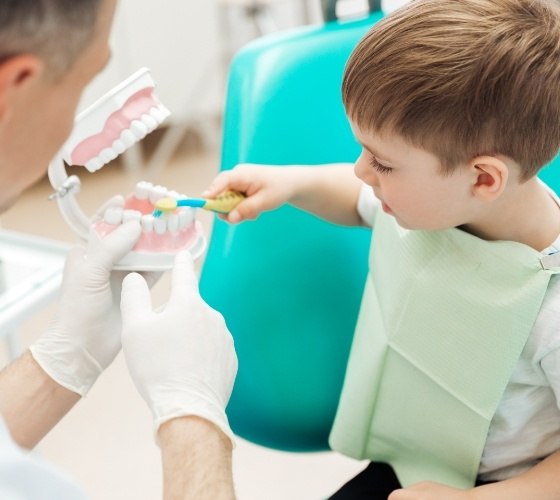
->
[104, 207, 123, 225]
[150, 106, 165, 123]
[130, 120, 148, 140]
[149, 185, 167, 204]
[153, 217, 167, 235]
[167, 213, 179, 233]
[123, 209, 142, 223]
[179, 208, 194, 228]
[141, 214, 154, 232]
[112, 139, 127, 155]
[135, 181, 152, 200]
[81, 103, 170, 172]
[100, 148, 118, 163]
[167, 190, 180, 200]
[103, 204, 193, 234]
[85, 158, 104, 172]
[120, 129, 136, 148]
[141, 114, 158, 132]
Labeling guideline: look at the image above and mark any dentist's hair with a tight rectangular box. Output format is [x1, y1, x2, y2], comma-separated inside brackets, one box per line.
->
[0, 0, 102, 77]
[343, 0, 560, 181]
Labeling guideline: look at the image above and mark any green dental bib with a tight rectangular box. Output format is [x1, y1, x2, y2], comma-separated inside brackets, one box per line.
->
[329, 209, 560, 488]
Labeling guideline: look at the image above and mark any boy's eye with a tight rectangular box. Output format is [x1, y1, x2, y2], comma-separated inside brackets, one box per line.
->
[369, 156, 393, 175]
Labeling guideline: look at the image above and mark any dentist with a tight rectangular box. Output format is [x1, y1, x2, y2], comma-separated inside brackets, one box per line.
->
[0, 1, 237, 498]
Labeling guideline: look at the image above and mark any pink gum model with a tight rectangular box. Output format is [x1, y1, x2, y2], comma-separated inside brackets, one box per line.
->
[61, 67, 170, 173]
[49, 68, 205, 270]
[93, 182, 203, 256]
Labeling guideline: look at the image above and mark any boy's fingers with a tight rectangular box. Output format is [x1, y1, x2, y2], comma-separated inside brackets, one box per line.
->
[228, 191, 274, 223]
[202, 172, 232, 197]
[203, 165, 256, 198]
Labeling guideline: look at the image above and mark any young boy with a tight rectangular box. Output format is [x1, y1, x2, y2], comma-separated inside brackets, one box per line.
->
[204, 0, 560, 497]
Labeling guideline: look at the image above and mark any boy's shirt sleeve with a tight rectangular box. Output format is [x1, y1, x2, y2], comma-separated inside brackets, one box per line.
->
[356, 182, 380, 228]
[531, 275, 560, 410]
[539, 325, 560, 411]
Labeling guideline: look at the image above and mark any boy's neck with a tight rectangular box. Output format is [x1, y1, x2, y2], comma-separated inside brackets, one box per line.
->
[460, 178, 560, 251]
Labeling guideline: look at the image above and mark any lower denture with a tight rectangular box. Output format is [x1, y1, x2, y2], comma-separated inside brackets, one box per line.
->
[93, 194, 198, 253]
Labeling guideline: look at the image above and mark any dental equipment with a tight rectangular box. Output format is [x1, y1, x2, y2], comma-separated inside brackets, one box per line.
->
[48, 67, 206, 271]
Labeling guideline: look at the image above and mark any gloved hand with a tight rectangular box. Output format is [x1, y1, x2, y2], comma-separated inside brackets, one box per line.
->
[30, 218, 142, 396]
[120, 251, 237, 446]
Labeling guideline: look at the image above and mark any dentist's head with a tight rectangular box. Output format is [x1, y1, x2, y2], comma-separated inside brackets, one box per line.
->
[0, 0, 117, 211]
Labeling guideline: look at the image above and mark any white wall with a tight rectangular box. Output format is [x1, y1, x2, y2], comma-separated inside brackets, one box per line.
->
[78, 0, 409, 124]
[79, 0, 323, 124]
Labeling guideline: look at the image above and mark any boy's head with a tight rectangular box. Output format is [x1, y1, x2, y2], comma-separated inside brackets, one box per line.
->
[343, 0, 560, 181]
[0, 0, 116, 211]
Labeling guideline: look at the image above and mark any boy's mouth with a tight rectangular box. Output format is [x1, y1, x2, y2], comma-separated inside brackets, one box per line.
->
[381, 201, 393, 215]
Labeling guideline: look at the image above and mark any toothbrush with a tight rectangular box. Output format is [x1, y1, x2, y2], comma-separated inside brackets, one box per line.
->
[153, 190, 245, 217]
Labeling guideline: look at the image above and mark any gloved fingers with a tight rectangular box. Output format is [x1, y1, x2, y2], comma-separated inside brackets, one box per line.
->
[59, 245, 86, 288]
[168, 251, 199, 306]
[62, 244, 86, 271]
[90, 195, 125, 223]
[87, 220, 142, 271]
[110, 270, 162, 299]
[121, 272, 153, 322]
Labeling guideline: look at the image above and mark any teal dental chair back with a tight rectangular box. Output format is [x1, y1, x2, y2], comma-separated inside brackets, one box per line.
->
[539, 156, 560, 194]
[199, 3, 383, 451]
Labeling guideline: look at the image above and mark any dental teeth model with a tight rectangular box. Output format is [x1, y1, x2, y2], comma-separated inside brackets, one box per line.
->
[48, 68, 205, 270]
[90, 181, 205, 270]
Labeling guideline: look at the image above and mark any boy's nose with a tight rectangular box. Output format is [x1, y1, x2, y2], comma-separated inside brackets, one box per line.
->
[354, 154, 380, 188]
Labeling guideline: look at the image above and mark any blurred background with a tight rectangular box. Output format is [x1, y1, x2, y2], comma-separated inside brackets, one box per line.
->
[0, 1, 404, 498]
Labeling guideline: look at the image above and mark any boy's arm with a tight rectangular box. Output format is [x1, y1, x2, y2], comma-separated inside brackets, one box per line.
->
[203, 163, 365, 227]
[289, 164, 365, 226]
[388, 450, 560, 499]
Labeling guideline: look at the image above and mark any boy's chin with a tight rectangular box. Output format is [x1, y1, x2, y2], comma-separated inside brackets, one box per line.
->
[393, 215, 447, 232]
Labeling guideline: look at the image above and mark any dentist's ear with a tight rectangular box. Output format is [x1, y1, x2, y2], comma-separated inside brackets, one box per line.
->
[0, 54, 43, 121]
[470, 155, 509, 202]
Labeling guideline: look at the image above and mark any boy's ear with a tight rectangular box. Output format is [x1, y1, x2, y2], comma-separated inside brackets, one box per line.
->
[0, 54, 44, 121]
[470, 155, 509, 202]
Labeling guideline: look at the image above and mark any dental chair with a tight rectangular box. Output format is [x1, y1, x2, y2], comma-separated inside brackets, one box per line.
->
[540, 157, 560, 194]
[199, 1, 383, 451]
[200, 0, 560, 452]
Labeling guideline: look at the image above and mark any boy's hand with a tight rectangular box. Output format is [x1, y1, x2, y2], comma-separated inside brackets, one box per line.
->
[203, 163, 298, 223]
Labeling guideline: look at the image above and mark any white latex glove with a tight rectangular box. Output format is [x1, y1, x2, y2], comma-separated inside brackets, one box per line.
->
[30, 219, 142, 396]
[121, 251, 238, 447]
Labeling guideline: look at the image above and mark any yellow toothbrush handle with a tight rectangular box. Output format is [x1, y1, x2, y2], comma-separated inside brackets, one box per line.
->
[204, 190, 245, 214]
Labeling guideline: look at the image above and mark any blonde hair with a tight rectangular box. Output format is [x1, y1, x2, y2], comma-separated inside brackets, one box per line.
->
[343, 0, 560, 180]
